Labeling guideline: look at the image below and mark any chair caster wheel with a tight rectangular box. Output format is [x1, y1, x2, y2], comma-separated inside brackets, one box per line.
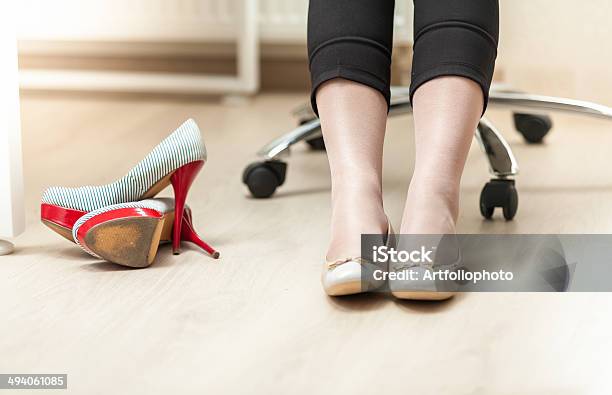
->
[480, 179, 519, 220]
[306, 136, 326, 151]
[513, 113, 553, 144]
[242, 160, 287, 198]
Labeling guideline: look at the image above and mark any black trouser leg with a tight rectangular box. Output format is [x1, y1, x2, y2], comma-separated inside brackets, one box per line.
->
[307, 0, 499, 115]
[307, 0, 395, 115]
[410, 0, 499, 113]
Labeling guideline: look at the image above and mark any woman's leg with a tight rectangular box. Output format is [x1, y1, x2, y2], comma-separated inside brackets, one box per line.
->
[401, 77, 483, 234]
[401, 0, 499, 234]
[308, 0, 395, 260]
[317, 80, 388, 260]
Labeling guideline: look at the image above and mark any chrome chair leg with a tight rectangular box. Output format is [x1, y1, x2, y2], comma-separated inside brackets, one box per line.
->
[244, 93, 520, 219]
[489, 91, 612, 119]
[489, 90, 612, 144]
[256, 118, 322, 160]
[476, 117, 519, 178]
[476, 117, 520, 220]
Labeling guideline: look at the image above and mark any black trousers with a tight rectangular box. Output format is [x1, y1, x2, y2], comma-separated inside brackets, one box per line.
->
[308, 0, 499, 115]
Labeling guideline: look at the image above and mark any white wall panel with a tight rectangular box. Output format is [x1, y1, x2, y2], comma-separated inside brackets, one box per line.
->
[17, 0, 412, 44]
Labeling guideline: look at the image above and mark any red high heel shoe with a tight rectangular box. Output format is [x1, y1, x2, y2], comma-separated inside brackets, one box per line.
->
[72, 198, 219, 268]
[41, 119, 207, 244]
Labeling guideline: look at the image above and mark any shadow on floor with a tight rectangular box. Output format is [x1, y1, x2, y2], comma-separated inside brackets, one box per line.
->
[245, 186, 330, 200]
[81, 261, 138, 272]
[14, 244, 91, 262]
[393, 292, 464, 314]
[326, 292, 390, 312]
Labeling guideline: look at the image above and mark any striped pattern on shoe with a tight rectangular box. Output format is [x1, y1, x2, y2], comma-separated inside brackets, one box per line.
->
[73, 198, 177, 258]
[41, 119, 206, 212]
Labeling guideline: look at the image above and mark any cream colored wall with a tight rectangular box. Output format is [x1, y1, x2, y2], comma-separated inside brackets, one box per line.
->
[498, 0, 612, 103]
[15, 0, 612, 103]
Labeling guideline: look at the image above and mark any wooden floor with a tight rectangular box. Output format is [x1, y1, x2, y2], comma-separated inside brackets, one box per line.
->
[2, 91, 612, 394]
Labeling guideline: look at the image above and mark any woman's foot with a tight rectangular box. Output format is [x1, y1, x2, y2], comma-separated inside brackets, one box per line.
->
[326, 183, 388, 261]
[322, 182, 389, 296]
[313, 79, 390, 295]
[400, 176, 459, 235]
[391, 177, 460, 301]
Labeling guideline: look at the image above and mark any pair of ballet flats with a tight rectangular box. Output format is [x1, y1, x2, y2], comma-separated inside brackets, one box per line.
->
[322, 225, 457, 301]
[41, 119, 219, 268]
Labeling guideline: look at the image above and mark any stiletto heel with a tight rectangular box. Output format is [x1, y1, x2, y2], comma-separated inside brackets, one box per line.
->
[181, 208, 220, 259]
[170, 161, 204, 255]
[73, 198, 219, 268]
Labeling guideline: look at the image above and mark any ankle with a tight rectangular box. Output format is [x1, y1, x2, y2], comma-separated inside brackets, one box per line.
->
[401, 179, 460, 234]
[331, 178, 382, 202]
[401, 210, 456, 234]
[330, 195, 386, 227]
[408, 174, 460, 214]
[327, 182, 388, 260]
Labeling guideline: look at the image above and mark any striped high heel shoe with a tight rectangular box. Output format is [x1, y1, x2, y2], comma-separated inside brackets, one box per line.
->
[41, 119, 206, 254]
[72, 198, 219, 268]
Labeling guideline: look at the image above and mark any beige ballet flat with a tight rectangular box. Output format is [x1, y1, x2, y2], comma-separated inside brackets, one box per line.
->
[322, 221, 395, 296]
[389, 234, 460, 301]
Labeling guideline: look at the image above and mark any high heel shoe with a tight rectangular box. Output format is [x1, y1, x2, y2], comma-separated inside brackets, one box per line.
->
[41, 118, 206, 248]
[72, 198, 219, 268]
[321, 221, 395, 296]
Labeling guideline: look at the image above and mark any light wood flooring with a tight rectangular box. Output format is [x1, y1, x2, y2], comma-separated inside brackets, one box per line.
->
[1, 91, 612, 394]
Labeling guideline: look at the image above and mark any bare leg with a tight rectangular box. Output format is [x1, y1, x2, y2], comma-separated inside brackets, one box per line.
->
[401, 76, 484, 234]
[317, 79, 389, 260]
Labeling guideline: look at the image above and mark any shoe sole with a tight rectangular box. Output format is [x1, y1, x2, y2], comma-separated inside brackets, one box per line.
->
[391, 291, 455, 301]
[83, 212, 175, 268]
[42, 220, 75, 242]
[325, 281, 363, 296]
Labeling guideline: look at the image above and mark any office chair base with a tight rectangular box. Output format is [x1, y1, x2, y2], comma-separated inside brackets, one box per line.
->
[244, 87, 612, 221]
[243, 91, 520, 222]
